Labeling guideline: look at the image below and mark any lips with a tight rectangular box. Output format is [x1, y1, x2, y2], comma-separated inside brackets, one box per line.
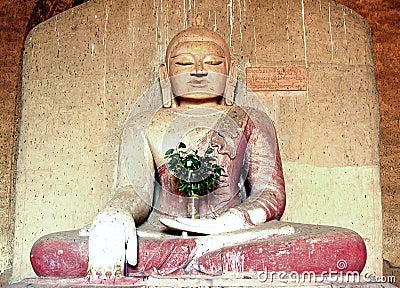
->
[188, 79, 210, 87]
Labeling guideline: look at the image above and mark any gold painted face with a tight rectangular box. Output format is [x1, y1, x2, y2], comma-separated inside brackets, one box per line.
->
[167, 41, 229, 102]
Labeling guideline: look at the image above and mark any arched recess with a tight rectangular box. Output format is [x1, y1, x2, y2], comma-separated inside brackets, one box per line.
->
[0, 0, 89, 285]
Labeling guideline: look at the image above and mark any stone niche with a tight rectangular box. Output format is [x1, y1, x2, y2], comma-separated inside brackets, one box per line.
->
[12, 0, 381, 281]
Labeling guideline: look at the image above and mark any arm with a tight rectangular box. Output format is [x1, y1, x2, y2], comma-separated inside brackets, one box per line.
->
[232, 108, 285, 225]
[88, 113, 155, 278]
[109, 116, 155, 223]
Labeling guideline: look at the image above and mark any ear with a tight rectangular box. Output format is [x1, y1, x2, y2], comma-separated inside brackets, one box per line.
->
[159, 63, 168, 82]
[224, 61, 237, 106]
[159, 63, 173, 108]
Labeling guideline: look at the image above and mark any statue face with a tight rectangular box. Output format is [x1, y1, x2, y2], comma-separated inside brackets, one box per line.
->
[167, 41, 229, 102]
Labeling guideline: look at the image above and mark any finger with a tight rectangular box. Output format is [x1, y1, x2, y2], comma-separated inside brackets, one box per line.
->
[159, 217, 192, 231]
[175, 217, 214, 227]
[88, 225, 125, 278]
[177, 217, 241, 234]
[125, 222, 137, 266]
[176, 217, 232, 234]
[159, 217, 206, 233]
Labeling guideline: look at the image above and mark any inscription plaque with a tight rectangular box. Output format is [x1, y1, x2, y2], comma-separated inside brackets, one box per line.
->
[246, 66, 307, 91]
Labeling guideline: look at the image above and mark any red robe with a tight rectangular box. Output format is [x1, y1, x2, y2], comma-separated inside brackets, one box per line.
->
[152, 106, 285, 223]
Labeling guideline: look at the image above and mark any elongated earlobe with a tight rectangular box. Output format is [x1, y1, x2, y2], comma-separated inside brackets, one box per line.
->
[159, 63, 175, 108]
[224, 62, 237, 106]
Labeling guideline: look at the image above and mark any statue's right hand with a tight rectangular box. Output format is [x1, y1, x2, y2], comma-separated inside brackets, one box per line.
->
[87, 207, 136, 279]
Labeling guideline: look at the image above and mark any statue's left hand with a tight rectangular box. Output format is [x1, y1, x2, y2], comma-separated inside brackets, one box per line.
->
[86, 207, 137, 279]
[160, 209, 249, 234]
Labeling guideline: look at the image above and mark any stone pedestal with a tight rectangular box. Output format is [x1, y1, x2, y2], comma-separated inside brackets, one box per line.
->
[6, 275, 398, 288]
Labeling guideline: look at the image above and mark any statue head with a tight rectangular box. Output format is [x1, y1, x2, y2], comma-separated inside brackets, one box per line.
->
[160, 16, 237, 107]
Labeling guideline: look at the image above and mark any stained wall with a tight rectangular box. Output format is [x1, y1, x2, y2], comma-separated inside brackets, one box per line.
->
[0, 0, 37, 284]
[337, 0, 400, 274]
[10, 0, 382, 281]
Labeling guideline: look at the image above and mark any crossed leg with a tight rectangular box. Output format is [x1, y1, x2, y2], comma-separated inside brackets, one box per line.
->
[30, 221, 367, 278]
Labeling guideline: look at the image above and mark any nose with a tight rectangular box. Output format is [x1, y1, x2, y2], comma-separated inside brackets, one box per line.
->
[190, 61, 208, 77]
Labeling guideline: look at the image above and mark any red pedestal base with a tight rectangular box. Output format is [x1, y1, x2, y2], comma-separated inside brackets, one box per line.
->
[30, 222, 367, 278]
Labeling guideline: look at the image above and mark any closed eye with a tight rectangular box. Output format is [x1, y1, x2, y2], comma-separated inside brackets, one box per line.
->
[176, 62, 194, 66]
[205, 60, 223, 66]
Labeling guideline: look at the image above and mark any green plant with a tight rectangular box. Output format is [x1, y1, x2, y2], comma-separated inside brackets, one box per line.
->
[164, 142, 224, 197]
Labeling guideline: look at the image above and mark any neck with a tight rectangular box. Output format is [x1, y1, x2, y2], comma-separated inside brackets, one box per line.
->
[177, 96, 223, 109]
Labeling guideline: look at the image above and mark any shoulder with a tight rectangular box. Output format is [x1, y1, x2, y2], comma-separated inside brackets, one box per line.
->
[233, 105, 275, 130]
[124, 110, 155, 128]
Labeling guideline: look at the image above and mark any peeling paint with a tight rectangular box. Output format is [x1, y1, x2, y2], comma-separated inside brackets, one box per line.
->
[301, 0, 308, 68]
[128, 6, 134, 50]
[213, 11, 217, 32]
[102, 1, 110, 121]
[229, 0, 233, 47]
[55, 15, 60, 57]
[238, 0, 243, 44]
[301, 0, 311, 122]
[224, 251, 245, 273]
[276, 249, 290, 256]
[328, 3, 334, 60]
[286, 0, 290, 54]
[183, 0, 187, 28]
[252, 16, 257, 65]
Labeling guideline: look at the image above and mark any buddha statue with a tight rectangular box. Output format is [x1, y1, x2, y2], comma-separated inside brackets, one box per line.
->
[30, 16, 367, 280]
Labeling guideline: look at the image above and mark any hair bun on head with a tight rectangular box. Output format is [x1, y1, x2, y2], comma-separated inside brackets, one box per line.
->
[165, 14, 231, 66]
